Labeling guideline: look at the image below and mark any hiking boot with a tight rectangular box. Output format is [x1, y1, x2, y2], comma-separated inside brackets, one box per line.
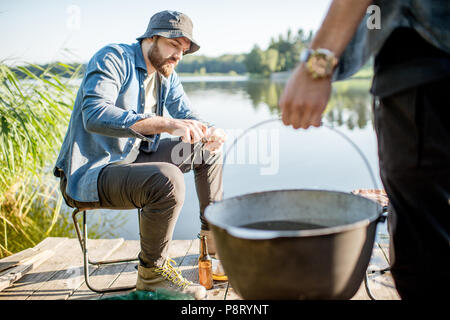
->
[136, 258, 207, 300]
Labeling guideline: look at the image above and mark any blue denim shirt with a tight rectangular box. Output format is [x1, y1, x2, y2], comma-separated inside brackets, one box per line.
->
[54, 41, 202, 203]
[333, 0, 450, 81]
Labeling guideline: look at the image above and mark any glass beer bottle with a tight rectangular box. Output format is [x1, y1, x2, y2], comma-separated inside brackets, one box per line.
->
[198, 235, 213, 289]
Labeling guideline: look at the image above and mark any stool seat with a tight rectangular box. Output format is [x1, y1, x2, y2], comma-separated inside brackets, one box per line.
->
[72, 208, 139, 293]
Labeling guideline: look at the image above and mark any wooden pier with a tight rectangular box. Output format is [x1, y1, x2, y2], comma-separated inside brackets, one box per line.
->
[0, 236, 400, 300]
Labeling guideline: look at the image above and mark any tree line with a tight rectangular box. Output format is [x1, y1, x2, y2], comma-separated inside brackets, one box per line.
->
[9, 28, 313, 78]
[244, 29, 313, 75]
[177, 28, 313, 76]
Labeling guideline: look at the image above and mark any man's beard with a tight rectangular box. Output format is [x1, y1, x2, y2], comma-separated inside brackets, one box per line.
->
[147, 42, 178, 78]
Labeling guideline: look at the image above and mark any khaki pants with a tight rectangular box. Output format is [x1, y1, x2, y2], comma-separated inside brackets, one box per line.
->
[60, 138, 223, 268]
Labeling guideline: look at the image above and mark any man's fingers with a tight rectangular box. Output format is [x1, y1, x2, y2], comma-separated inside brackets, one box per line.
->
[183, 123, 202, 144]
[190, 127, 202, 143]
[311, 112, 323, 127]
[186, 120, 207, 135]
[204, 141, 223, 154]
[290, 101, 307, 129]
[298, 104, 313, 129]
[204, 128, 227, 144]
[180, 128, 191, 143]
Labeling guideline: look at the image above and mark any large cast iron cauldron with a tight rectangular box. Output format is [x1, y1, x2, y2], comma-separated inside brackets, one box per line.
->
[205, 189, 383, 299]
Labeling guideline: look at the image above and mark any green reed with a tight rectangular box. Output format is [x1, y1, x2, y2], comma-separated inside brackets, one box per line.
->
[0, 62, 81, 257]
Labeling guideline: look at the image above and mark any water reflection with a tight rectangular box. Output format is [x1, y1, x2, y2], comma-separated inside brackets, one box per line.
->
[182, 78, 373, 130]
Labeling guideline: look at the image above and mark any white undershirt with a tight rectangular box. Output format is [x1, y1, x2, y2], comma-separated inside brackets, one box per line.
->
[117, 72, 159, 164]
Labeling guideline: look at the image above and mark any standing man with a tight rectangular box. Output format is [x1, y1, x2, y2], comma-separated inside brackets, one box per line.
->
[279, 0, 450, 299]
[54, 10, 226, 299]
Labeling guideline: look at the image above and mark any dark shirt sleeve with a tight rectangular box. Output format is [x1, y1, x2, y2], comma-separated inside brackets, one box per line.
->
[371, 28, 450, 97]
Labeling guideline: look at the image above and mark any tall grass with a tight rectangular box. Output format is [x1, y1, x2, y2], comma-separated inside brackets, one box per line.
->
[0, 62, 81, 258]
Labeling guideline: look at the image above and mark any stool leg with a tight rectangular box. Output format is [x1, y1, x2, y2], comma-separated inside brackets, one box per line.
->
[72, 209, 85, 252]
[72, 208, 137, 293]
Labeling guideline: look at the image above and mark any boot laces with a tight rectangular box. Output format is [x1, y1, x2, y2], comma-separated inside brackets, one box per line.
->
[154, 258, 192, 289]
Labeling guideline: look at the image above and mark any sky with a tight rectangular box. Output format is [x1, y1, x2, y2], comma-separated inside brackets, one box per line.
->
[0, 0, 332, 65]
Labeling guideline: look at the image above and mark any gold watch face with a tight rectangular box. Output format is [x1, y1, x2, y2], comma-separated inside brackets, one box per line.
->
[306, 52, 337, 79]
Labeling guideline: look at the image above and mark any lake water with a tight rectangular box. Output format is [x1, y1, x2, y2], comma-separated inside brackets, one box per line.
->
[63, 75, 388, 240]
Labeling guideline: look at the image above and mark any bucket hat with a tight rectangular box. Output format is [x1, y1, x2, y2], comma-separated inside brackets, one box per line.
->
[137, 10, 200, 54]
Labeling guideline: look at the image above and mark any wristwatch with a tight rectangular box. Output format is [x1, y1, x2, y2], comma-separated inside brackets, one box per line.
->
[299, 48, 338, 79]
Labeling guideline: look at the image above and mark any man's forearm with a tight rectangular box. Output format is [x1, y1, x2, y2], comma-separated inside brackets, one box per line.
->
[130, 116, 171, 135]
[310, 0, 373, 58]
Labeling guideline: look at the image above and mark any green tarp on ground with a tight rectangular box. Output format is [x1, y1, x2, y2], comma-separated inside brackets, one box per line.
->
[101, 289, 195, 300]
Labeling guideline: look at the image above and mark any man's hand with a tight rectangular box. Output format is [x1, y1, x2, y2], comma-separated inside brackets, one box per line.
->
[166, 119, 207, 144]
[278, 0, 373, 130]
[279, 64, 332, 129]
[130, 116, 207, 143]
[202, 127, 227, 154]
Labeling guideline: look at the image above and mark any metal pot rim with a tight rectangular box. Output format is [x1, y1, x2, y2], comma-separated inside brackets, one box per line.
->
[205, 188, 383, 240]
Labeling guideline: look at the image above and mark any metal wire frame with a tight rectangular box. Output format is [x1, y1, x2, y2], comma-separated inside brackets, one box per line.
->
[72, 208, 140, 293]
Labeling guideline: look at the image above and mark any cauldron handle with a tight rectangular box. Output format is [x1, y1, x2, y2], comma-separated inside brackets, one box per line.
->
[222, 117, 381, 204]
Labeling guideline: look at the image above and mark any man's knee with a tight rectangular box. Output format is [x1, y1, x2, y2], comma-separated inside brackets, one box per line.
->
[144, 163, 186, 207]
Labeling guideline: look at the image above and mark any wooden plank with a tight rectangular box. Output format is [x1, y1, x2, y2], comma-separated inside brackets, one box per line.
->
[0, 250, 54, 291]
[0, 238, 123, 300]
[99, 239, 194, 300]
[169, 239, 194, 265]
[68, 240, 140, 300]
[178, 239, 199, 284]
[351, 280, 370, 300]
[371, 242, 400, 300]
[0, 249, 35, 273]
[224, 284, 242, 300]
[98, 263, 138, 300]
[0, 238, 72, 300]
[177, 239, 229, 300]
[0, 237, 66, 273]
[26, 238, 124, 300]
[351, 241, 400, 300]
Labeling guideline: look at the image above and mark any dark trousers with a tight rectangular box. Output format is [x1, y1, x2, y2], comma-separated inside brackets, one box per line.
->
[61, 138, 223, 268]
[373, 77, 450, 299]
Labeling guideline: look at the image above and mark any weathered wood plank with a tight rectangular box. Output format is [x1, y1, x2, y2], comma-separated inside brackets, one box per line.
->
[99, 239, 194, 300]
[169, 239, 194, 265]
[68, 240, 140, 300]
[26, 238, 124, 300]
[0, 237, 66, 273]
[371, 242, 400, 300]
[0, 238, 122, 300]
[0, 238, 72, 300]
[0, 238, 402, 301]
[224, 284, 242, 300]
[98, 263, 138, 300]
[178, 239, 228, 300]
[178, 239, 199, 284]
[0, 250, 54, 291]
[352, 241, 400, 300]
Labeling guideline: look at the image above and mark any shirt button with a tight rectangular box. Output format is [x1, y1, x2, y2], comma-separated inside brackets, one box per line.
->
[121, 125, 125, 128]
